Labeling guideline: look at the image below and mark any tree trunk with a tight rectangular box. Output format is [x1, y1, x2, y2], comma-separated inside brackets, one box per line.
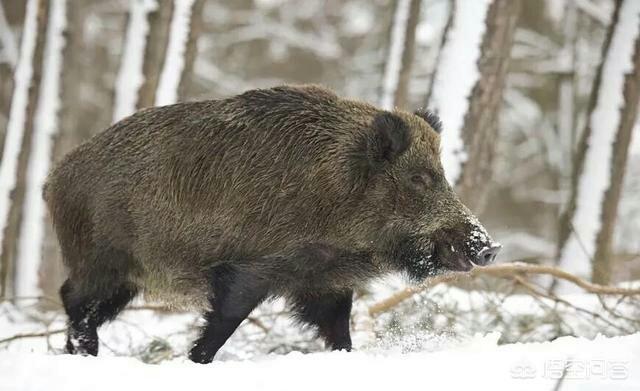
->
[592, 17, 640, 284]
[427, 0, 519, 213]
[456, 0, 521, 212]
[555, 0, 640, 287]
[0, 0, 49, 298]
[38, 0, 82, 303]
[380, 0, 421, 110]
[178, 0, 204, 102]
[15, 0, 66, 298]
[156, 0, 202, 105]
[424, 0, 455, 107]
[113, 0, 159, 122]
[393, 0, 421, 109]
[0, 1, 27, 166]
[137, 0, 173, 109]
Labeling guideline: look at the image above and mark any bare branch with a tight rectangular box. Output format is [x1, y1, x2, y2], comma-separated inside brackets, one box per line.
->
[369, 262, 640, 316]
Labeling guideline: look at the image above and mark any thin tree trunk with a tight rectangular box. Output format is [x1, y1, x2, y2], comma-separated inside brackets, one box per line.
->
[0, 0, 49, 298]
[0, 1, 27, 161]
[178, 0, 204, 102]
[15, 0, 66, 298]
[555, 0, 640, 288]
[456, 0, 521, 212]
[557, 1, 578, 177]
[38, 0, 85, 302]
[156, 0, 200, 106]
[137, 0, 173, 109]
[393, 0, 421, 109]
[424, 0, 455, 107]
[554, 6, 617, 279]
[112, 0, 157, 122]
[380, 0, 414, 110]
[592, 25, 640, 284]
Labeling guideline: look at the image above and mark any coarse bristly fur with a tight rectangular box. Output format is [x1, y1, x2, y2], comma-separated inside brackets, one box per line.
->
[45, 84, 500, 363]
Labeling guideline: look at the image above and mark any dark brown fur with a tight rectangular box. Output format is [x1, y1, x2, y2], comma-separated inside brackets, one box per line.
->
[45, 85, 498, 362]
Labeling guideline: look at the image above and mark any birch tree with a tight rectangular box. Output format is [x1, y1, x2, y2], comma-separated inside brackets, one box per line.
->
[0, 0, 48, 297]
[15, 0, 66, 298]
[380, 0, 421, 110]
[177, 0, 204, 102]
[156, 0, 200, 106]
[556, 0, 640, 286]
[112, 0, 157, 122]
[428, 0, 520, 212]
[138, 0, 173, 108]
[0, 1, 23, 152]
[424, 0, 454, 107]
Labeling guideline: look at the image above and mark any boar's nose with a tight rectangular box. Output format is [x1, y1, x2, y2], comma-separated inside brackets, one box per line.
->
[474, 244, 501, 266]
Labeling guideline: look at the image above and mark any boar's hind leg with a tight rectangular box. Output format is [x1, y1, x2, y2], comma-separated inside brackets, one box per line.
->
[293, 290, 353, 351]
[189, 265, 269, 364]
[60, 279, 137, 356]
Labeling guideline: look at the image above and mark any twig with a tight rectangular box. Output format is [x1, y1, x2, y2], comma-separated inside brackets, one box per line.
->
[369, 262, 640, 316]
[0, 329, 65, 345]
[513, 276, 633, 335]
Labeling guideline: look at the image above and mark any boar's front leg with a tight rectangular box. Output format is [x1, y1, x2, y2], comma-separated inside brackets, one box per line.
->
[292, 290, 353, 351]
[189, 264, 270, 363]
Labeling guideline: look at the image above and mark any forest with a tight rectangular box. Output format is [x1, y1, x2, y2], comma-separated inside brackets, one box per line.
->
[1, 0, 640, 389]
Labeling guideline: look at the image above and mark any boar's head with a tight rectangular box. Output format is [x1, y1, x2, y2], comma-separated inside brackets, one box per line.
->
[346, 109, 500, 281]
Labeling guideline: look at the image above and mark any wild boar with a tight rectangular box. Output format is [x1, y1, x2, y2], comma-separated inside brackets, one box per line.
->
[45, 85, 500, 363]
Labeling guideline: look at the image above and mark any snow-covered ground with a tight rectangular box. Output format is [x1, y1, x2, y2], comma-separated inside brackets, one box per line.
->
[1, 332, 638, 391]
[1, 283, 639, 391]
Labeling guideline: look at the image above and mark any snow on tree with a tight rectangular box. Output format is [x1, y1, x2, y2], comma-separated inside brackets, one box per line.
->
[428, 0, 491, 185]
[156, 0, 197, 106]
[0, 0, 46, 296]
[112, 0, 157, 122]
[556, 0, 640, 287]
[14, 0, 66, 298]
[428, 0, 520, 212]
[137, 0, 173, 108]
[380, 0, 421, 110]
[176, 0, 204, 102]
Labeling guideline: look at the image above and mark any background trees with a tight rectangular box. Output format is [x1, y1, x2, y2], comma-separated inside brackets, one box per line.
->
[555, 0, 640, 289]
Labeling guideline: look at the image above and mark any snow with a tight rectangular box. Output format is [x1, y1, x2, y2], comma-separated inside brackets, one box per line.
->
[631, 120, 640, 156]
[1, 330, 638, 390]
[0, 0, 39, 257]
[155, 0, 197, 106]
[112, 0, 157, 122]
[341, 2, 374, 36]
[429, 0, 492, 184]
[558, 0, 640, 284]
[2, 283, 640, 390]
[380, 0, 411, 110]
[14, 0, 67, 298]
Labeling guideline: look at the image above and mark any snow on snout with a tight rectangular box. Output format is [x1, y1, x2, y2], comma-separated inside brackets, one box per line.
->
[464, 214, 499, 254]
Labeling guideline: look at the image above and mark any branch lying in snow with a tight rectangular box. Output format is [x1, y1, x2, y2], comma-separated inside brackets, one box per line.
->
[0, 328, 65, 345]
[368, 262, 640, 316]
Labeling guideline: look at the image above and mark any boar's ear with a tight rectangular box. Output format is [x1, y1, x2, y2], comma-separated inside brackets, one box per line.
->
[368, 112, 411, 164]
[414, 108, 442, 134]
[349, 112, 410, 183]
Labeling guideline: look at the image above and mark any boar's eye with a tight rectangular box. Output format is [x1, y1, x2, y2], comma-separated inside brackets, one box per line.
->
[409, 173, 433, 191]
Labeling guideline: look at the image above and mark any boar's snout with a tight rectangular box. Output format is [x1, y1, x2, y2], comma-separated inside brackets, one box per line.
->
[474, 243, 501, 266]
[423, 213, 501, 274]
[455, 214, 501, 269]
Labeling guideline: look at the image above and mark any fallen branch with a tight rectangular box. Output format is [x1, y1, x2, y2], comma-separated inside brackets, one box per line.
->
[0, 329, 65, 345]
[369, 262, 640, 316]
